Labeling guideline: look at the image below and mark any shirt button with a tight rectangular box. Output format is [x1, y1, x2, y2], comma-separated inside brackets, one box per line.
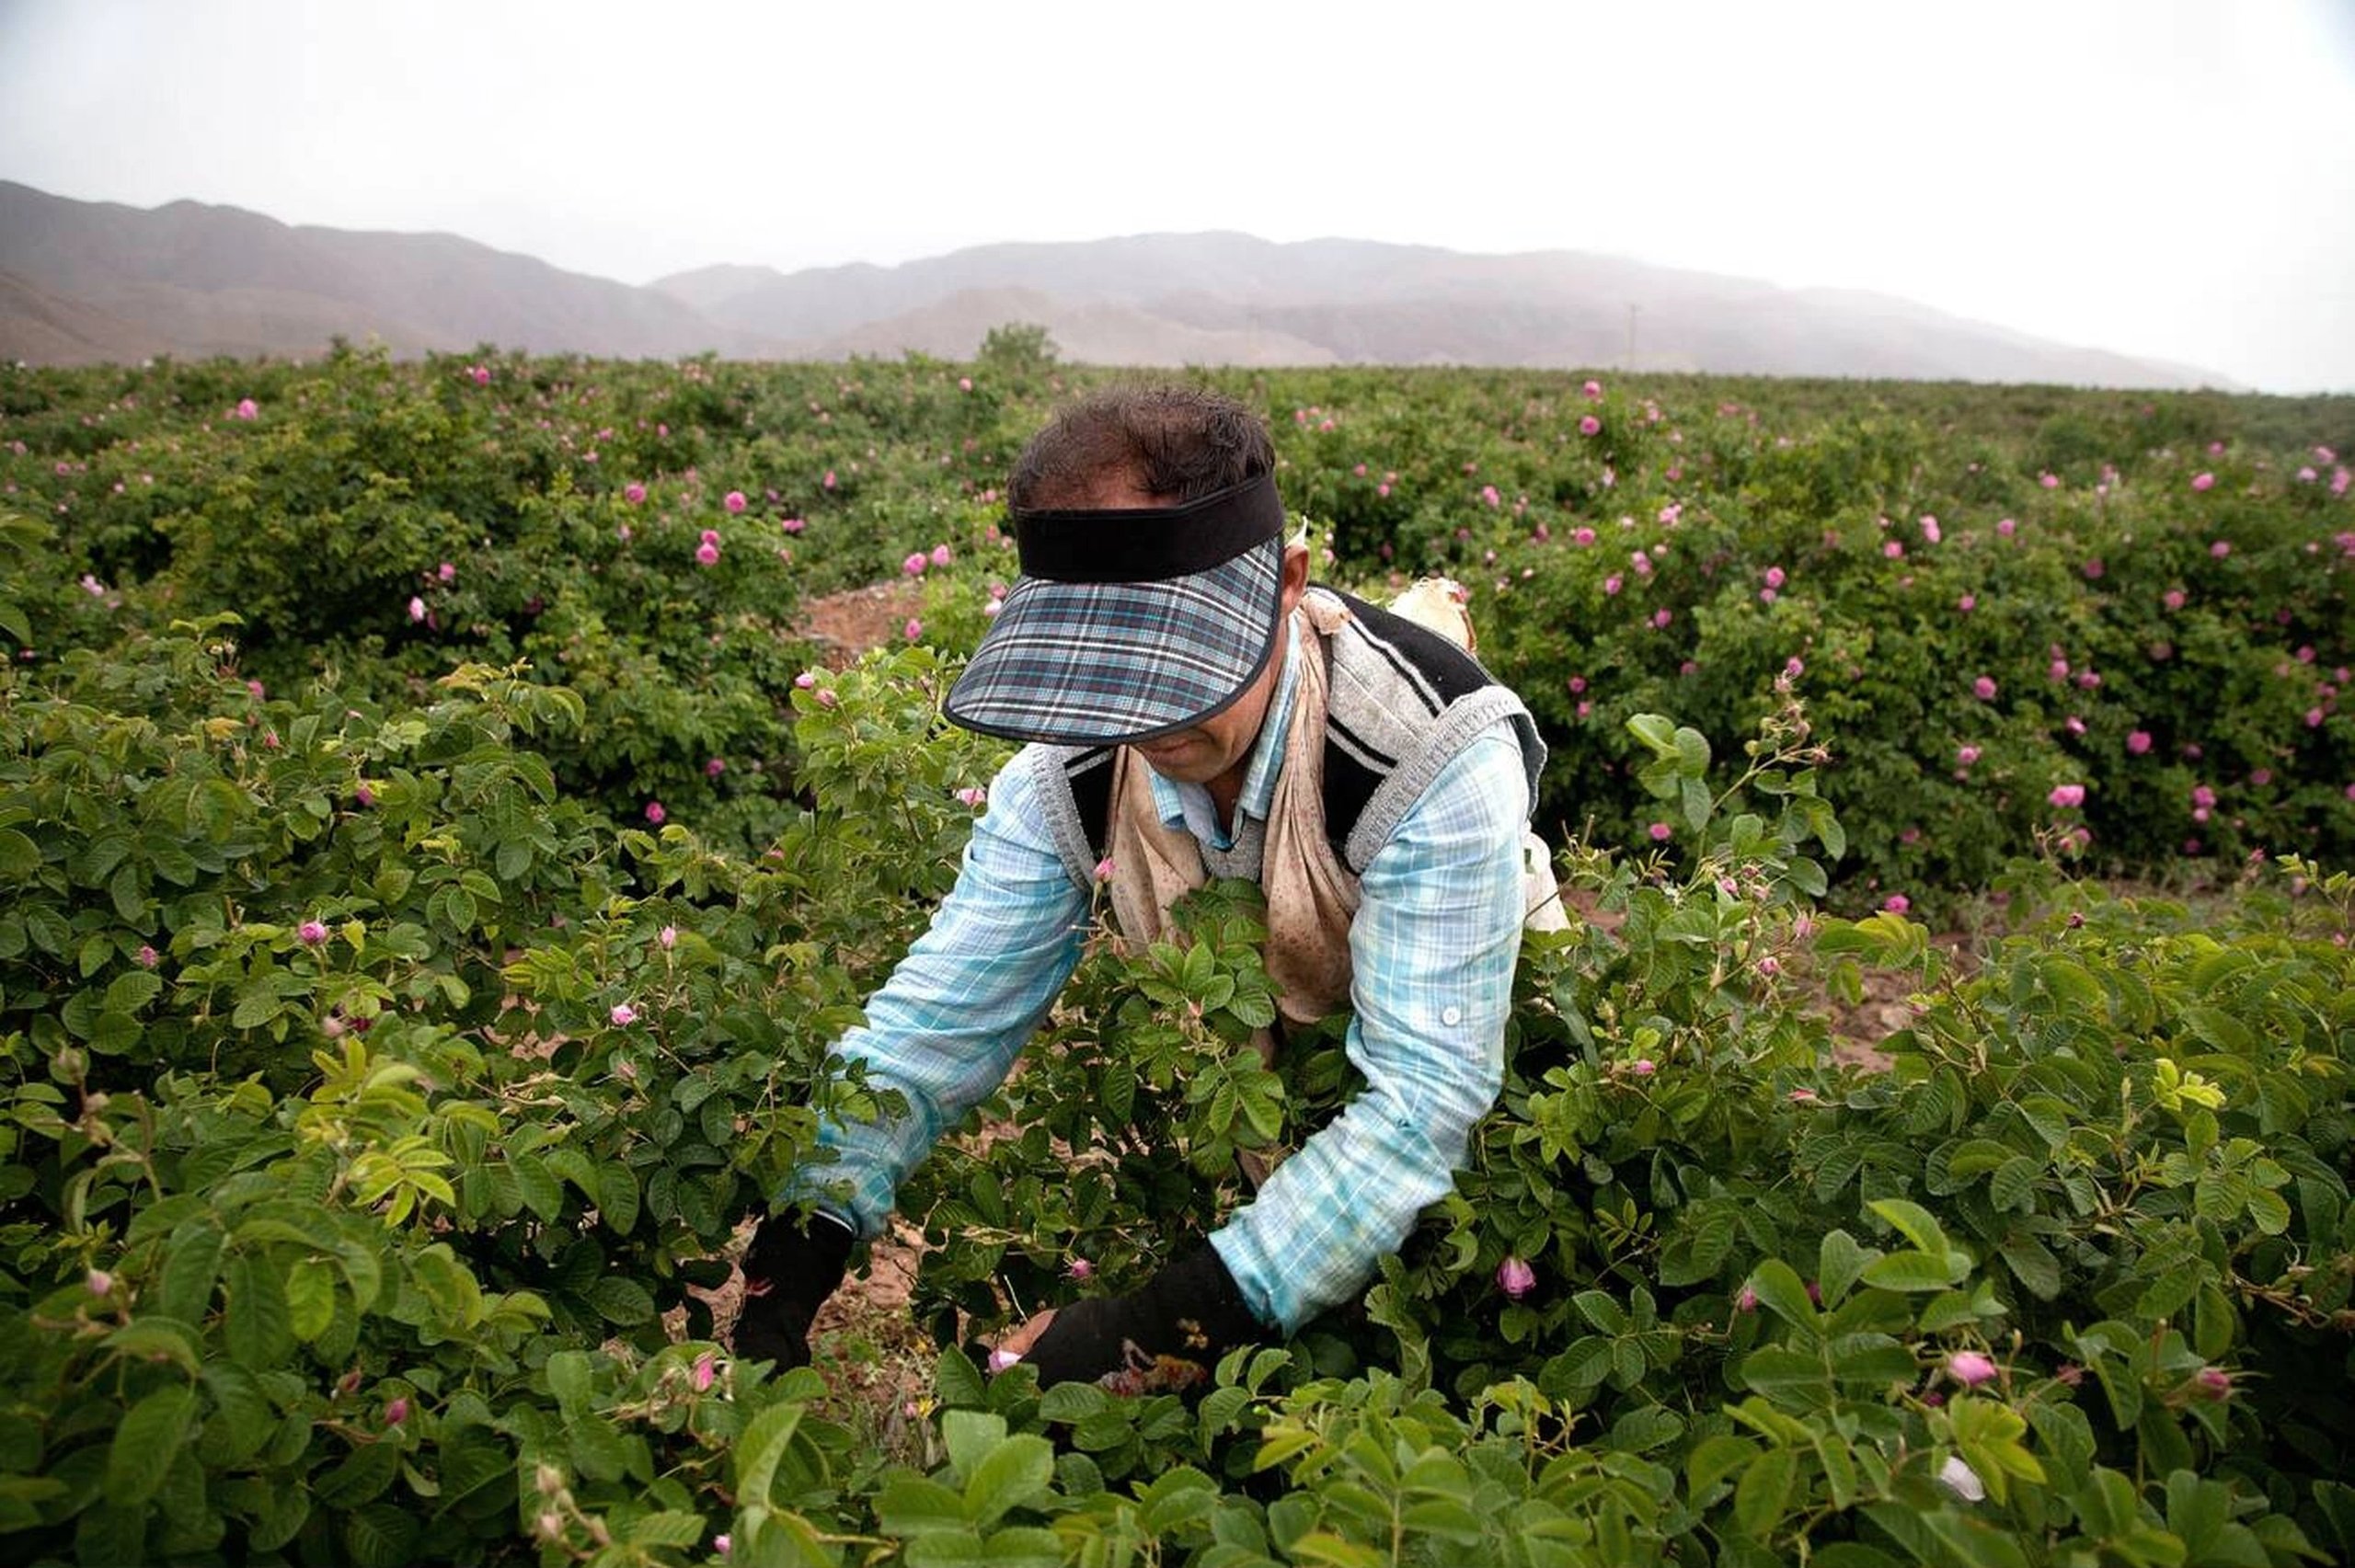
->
[1442, 1005, 1462, 1026]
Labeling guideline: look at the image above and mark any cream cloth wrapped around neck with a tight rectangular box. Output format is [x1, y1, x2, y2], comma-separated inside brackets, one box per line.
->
[1102, 594, 1363, 1037]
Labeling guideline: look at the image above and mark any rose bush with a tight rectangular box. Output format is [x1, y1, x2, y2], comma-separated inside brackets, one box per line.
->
[0, 352, 2349, 1562]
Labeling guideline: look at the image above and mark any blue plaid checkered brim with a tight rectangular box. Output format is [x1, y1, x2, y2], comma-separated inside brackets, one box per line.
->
[944, 536, 1286, 745]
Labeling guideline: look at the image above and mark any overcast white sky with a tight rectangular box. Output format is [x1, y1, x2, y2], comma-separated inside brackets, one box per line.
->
[4, 0, 2352, 390]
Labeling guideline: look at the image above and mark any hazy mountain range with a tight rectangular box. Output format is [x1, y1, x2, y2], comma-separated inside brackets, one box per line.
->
[0, 181, 2229, 387]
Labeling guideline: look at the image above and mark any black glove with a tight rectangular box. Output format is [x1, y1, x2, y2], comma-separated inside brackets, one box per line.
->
[732, 1212, 854, 1368]
[1021, 1242, 1262, 1396]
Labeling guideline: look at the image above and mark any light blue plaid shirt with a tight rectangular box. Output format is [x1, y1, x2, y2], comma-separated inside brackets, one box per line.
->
[810, 625, 1532, 1333]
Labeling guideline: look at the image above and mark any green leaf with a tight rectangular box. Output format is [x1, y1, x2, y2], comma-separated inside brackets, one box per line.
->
[509, 1153, 563, 1222]
[1818, 1230, 1869, 1307]
[1867, 1197, 1951, 1256]
[936, 1348, 988, 1409]
[942, 1409, 1007, 1480]
[733, 1401, 804, 1508]
[406, 1245, 482, 1328]
[284, 1257, 336, 1343]
[1735, 1447, 1798, 1539]
[586, 1275, 656, 1325]
[312, 1443, 399, 1509]
[245, 1479, 310, 1552]
[224, 1250, 293, 1368]
[1989, 1156, 2041, 1213]
[1997, 1235, 2062, 1302]
[106, 1385, 196, 1507]
[1688, 1434, 1763, 1499]
[197, 1362, 274, 1466]
[104, 969, 163, 1013]
[628, 1513, 709, 1549]
[1573, 1289, 1629, 1335]
[101, 1318, 202, 1374]
[1681, 774, 1712, 832]
[875, 1476, 968, 1538]
[1746, 1259, 1819, 1331]
[0, 828, 40, 879]
[546, 1349, 594, 1418]
[1859, 1249, 1968, 1293]
[1741, 1346, 1830, 1402]
[1288, 1531, 1390, 1568]
[1604, 1405, 1684, 1454]
[597, 1163, 640, 1236]
[345, 1502, 421, 1568]
[964, 1433, 1054, 1529]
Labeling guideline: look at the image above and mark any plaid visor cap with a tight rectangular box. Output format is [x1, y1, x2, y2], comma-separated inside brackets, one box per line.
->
[944, 472, 1290, 745]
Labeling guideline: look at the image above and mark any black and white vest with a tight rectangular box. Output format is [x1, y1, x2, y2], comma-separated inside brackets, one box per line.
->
[1025, 586, 1546, 893]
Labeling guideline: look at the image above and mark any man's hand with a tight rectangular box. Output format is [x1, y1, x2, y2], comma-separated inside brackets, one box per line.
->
[998, 1244, 1260, 1395]
[990, 1307, 1057, 1370]
[731, 1212, 853, 1369]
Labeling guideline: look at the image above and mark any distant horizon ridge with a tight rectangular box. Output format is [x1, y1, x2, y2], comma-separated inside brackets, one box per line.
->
[0, 179, 2244, 390]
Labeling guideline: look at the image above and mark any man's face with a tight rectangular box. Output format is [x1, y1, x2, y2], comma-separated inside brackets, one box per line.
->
[1062, 467, 1309, 789]
[1131, 651, 1286, 784]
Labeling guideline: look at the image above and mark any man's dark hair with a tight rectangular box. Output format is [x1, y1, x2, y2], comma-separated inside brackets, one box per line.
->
[1008, 385, 1275, 510]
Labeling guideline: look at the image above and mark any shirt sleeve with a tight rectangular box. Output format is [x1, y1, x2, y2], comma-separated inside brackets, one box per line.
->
[1210, 724, 1531, 1333]
[799, 747, 1093, 1238]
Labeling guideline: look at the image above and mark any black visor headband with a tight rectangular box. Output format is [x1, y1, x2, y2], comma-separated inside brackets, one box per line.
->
[1011, 472, 1285, 584]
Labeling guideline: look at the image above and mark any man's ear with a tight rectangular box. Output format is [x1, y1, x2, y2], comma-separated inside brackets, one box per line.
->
[1279, 542, 1312, 612]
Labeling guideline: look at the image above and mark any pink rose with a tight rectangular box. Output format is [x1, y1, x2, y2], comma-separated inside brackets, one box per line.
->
[1496, 1256, 1537, 1299]
[1947, 1350, 1998, 1387]
[724, 490, 747, 513]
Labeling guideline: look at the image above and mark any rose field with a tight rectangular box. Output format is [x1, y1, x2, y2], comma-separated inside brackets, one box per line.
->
[0, 343, 2351, 1566]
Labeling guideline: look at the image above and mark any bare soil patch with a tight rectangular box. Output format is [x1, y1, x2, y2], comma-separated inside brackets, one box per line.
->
[795, 581, 927, 669]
